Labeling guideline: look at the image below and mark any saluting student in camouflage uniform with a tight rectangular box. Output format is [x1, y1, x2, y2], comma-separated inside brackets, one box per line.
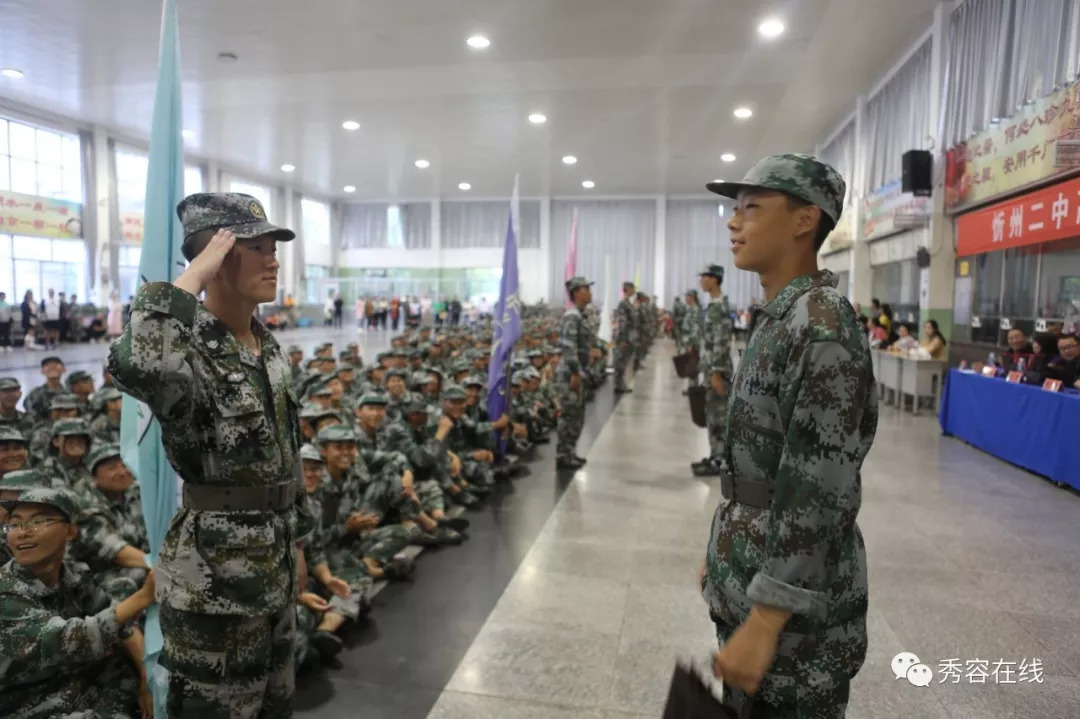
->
[107, 193, 315, 717]
[0, 377, 34, 439]
[699, 154, 877, 718]
[556, 277, 594, 469]
[0, 488, 157, 719]
[613, 282, 636, 394]
[692, 265, 735, 477]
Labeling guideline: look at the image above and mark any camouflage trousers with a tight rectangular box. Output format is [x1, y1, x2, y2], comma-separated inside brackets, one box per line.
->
[556, 382, 585, 459]
[337, 524, 412, 566]
[0, 653, 139, 719]
[294, 565, 373, 666]
[613, 343, 632, 390]
[461, 458, 494, 487]
[706, 385, 728, 460]
[294, 602, 318, 669]
[362, 478, 420, 523]
[713, 620, 853, 719]
[415, 478, 445, 515]
[160, 604, 295, 718]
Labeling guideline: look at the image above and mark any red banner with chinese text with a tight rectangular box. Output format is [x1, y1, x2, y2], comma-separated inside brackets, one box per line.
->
[955, 173, 1080, 256]
[0, 190, 83, 239]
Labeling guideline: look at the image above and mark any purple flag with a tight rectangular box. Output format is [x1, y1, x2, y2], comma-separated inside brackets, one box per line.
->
[486, 177, 522, 436]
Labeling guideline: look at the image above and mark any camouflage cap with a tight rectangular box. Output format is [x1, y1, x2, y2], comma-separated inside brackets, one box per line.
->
[299, 403, 340, 422]
[384, 368, 408, 380]
[49, 394, 81, 411]
[94, 386, 122, 403]
[307, 381, 333, 398]
[0, 377, 20, 391]
[315, 424, 358, 446]
[40, 355, 64, 367]
[462, 375, 485, 388]
[357, 392, 389, 407]
[2, 487, 78, 522]
[176, 192, 296, 246]
[299, 444, 325, 463]
[706, 152, 846, 225]
[425, 366, 444, 378]
[523, 367, 541, 380]
[66, 370, 93, 385]
[0, 468, 45, 492]
[287, 344, 303, 355]
[86, 443, 122, 473]
[699, 264, 725, 282]
[0, 426, 28, 445]
[441, 384, 467, 401]
[565, 276, 593, 292]
[334, 365, 355, 378]
[305, 358, 322, 369]
[510, 372, 525, 386]
[51, 418, 91, 437]
[317, 341, 333, 350]
[404, 395, 430, 414]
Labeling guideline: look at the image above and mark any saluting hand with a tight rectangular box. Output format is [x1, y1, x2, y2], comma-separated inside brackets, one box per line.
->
[175, 229, 236, 296]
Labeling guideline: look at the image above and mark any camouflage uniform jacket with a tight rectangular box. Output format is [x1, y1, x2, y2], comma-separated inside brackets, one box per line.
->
[0, 559, 132, 710]
[107, 282, 314, 616]
[302, 485, 330, 569]
[40, 456, 91, 491]
[88, 413, 120, 445]
[557, 306, 592, 379]
[355, 424, 411, 479]
[0, 408, 33, 439]
[681, 304, 703, 353]
[703, 295, 734, 379]
[75, 482, 149, 556]
[615, 298, 635, 345]
[22, 384, 67, 424]
[703, 270, 876, 677]
[672, 300, 686, 342]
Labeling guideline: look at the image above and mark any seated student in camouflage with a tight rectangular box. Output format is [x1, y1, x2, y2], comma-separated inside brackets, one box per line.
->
[435, 385, 498, 489]
[287, 344, 305, 384]
[26, 393, 80, 466]
[305, 380, 335, 411]
[335, 364, 360, 403]
[0, 469, 43, 565]
[22, 356, 68, 424]
[72, 444, 150, 600]
[88, 386, 123, 444]
[294, 444, 373, 669]
[298, 403, 342, 446]
[353, 393, 465, 546]
[0, 377, 34, 439]
[64, 370, 96, 417]
[0, 487, 157, 719]
[403, 397, 484, 508]
[382, 368, 411, 426]
[39, 418, 93, 489]
[0, 426, 29, 480]
[315, 425, 415, 581]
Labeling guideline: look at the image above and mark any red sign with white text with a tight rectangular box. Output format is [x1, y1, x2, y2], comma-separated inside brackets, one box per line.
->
[955, 173, 1080, 256]
[1043, 378, 1063, 392]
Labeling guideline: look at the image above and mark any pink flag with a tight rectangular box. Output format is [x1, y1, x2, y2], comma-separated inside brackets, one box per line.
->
[565, 208, 578, 307]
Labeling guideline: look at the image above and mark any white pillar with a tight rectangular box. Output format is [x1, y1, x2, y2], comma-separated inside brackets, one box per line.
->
[538, 196, 552, 304]
[282, 186, 297, 301]
[654, 196, 667, 307]
[90, 126, 112, 305]
[849, 96, 872, 306]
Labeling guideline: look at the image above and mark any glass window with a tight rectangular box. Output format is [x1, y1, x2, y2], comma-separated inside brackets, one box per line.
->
[1, 236, 88, 304]
[0, 156, 8, 192]
[184, 165, 204, 196]
[36, 163, 62, 199]
[35, 130, 62, 167]
[301, 198, 331, 245]
[1038, 237, 1080, 319]
[0, 119, 7, 156]
[229, 179, 274, 220]
[969, 250, 1003, 344]
[115, 146, 203, 239]
[10, 158, 36, 194]
[387, 205, 403, 248]
[1001, 246, 1039, 318]
[8, 122, 36, 160]
[0, 118, 82, 204]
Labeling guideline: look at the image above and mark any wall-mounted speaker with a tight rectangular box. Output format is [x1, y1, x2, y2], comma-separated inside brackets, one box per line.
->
[902, 150, 933, 196]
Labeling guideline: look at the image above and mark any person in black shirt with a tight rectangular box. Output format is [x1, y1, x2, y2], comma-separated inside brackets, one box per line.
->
[1045, 333, 1080, 388]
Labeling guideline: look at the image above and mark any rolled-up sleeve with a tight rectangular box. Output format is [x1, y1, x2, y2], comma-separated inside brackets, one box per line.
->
[0, 597, 124, 677]
[746, 340, 871, 620]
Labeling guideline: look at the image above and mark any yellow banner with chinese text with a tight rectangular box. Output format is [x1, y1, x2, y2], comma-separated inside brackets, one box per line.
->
[0, 190, 82, 239]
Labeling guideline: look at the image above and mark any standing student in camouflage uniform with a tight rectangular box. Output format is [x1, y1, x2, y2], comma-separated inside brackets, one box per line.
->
[107, 193, 314, 717]
[613, 282, 636, 394]
[693, 265, 735, 477]
[0, 487, 157, 718]
[672, 296, 686, 348]
[556, 277, 594, 469]
[0, 377, 33, 439]
[681, 289, 704, 391]
[699, 154, 877, 717]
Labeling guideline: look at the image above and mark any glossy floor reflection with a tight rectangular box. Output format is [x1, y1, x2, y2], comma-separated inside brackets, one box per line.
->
[427, 346, 1080, 719]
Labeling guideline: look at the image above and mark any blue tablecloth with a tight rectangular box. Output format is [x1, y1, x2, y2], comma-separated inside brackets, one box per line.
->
[939, 369, 1080, 489]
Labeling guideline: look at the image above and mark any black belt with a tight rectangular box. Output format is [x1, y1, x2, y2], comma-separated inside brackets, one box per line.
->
[720, 471, 773, 509]
[182, 481, 297, 512]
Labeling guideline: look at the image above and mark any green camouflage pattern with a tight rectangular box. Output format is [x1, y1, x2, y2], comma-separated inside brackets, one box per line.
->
[177, 192, 296, 243]
[707, 152, 847, 225]
[564, 276, 593, 293]
[703, 269, 877, 702]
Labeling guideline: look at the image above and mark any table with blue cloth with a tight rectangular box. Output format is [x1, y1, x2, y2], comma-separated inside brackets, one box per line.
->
[939, 369, 1080, 490]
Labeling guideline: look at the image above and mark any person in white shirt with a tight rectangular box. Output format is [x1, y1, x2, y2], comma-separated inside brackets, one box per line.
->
[893, 323, 920, 353]
[40, 289, 61, 349]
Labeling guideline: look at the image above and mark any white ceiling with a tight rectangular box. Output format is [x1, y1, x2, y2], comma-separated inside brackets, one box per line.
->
[0, 0, 939, 200]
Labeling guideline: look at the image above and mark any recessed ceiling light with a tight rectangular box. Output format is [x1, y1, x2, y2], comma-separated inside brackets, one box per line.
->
[528, 113, 547, 125]
[733, 107, 753, 119]
[343, 185, 356, 193]
[1, 68, 24, 79]
[758, 17, 785, 39]
[721, 153, 736, 163]
[414, 159, 430, 169]
[562, 155, 578, 165]
[181, 129, 195, 140]
[712, 179, 725, 183]
[217, 52, 239, 63]
[458, 182, 472, 191]
[582, 180, 595, 189]
[342, 120, 360, 131]
[281, 164, 296, 173]
[466, 35, 491, 49]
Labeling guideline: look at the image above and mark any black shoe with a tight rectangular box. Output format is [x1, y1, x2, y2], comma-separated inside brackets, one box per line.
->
[509, 464, 532, 479]
[572, 455, 587, 466]
[382, 557, 414, 580]
[456, 492, 483, 509]
[532, 435, 551, 445]
[556, 456, 580, 470]
[692, 460, 723, 477]
[614, 387, 632, 394]
[310, 630, 343, 660]
[438, 516, 470, 532]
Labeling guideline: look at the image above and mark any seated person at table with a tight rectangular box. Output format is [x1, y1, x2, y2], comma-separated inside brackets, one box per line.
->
[892, 323, 919, 353]
[999, 328, 1034, 371]
[1044, 333, 1080, 389]
[921, 320, 947, 360]
[868, 316, 889, 349]
[0, 488, 156, 718]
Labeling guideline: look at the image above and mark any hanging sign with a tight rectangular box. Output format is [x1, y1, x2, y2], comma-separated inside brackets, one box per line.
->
[954, 173, 1080, 256]
[0, 190, 83, 239]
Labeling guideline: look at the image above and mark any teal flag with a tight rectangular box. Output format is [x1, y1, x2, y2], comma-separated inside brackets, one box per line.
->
[117, 0, 185, 713]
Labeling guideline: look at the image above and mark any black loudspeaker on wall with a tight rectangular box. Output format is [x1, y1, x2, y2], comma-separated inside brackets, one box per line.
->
[916, 247, 931, 268]
[902, 150, 933, 196]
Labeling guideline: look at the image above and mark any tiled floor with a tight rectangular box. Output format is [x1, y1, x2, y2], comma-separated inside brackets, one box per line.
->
[426, 346, 1080, 719]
